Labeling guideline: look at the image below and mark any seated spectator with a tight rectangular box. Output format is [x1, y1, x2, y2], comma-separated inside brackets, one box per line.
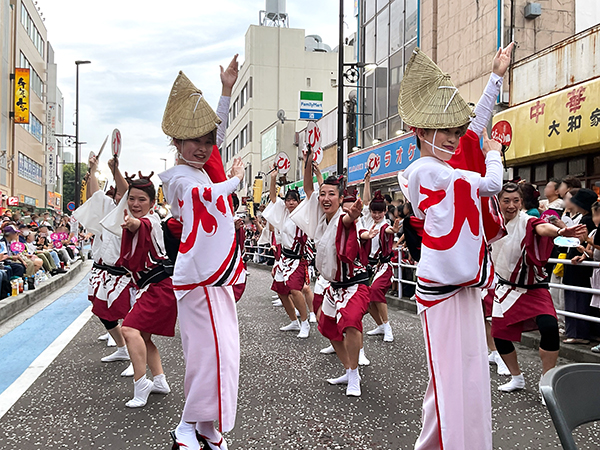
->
[540, 179, 565, 214]
[521, 183, 541, 218]
[2, 225, 38, 277]
[24, 229, 61, 274]
[39, 212, 53, 227]
[558, 175, 582, 199]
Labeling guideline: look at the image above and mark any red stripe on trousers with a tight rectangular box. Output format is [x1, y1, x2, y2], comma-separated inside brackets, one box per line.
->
[204, 287, 223, 433]
[423, 310, 444, 450]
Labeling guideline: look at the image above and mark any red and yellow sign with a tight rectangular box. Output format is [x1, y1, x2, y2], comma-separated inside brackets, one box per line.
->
[493, 77, 600, 164]
[14, 68, 30, 124]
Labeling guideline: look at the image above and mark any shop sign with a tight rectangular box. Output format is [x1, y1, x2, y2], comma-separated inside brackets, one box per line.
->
[347, 133, 419, 185]
[7, 197, 18, 206]
[493, 77, 600, 163]
[14, 68, 29, 124]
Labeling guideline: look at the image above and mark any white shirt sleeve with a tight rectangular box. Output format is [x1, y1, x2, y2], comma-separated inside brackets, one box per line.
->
[290, 191, 321, 240]
[469, 73, 503, 137]
[479, 151, 504, 197]
[262, 197, 288, 232]
[216, 96, 230, 148]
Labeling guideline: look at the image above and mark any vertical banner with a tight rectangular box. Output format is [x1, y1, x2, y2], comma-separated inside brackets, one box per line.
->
[46, 103, 57, 186]
[14, 68, 30, 124]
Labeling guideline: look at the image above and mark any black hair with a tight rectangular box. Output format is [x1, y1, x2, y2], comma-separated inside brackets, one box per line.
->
[322, 175, 345, 196]
[592, 201, 600, 213]
[383, 194, 393, 203]
[231, 193, 240, 211]
[128, 179, 156, 201]
[561, 175, 582, 190]
[284, 189, 300, 202]
[369, 201, 386, 213]
[521, 182, 540, 211]
[547, 178, 560, 190]
[498, 182, 523, 199]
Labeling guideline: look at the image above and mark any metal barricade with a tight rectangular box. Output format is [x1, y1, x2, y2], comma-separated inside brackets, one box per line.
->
[390, 254, 600, 324]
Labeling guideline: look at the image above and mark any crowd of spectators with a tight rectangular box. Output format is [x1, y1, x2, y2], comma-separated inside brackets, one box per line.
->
[0, 208, 81, 299]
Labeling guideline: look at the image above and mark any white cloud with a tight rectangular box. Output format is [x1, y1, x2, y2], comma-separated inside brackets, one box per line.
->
[40, 0, 356, 186]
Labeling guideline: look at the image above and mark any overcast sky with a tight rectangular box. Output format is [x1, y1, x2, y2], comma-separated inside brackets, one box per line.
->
[40, 0, 357, 184]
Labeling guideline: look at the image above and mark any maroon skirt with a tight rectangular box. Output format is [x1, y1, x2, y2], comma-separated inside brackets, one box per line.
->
[318, 284, 370, 342]
[270, 258, 308, 296]
[369, 264, 392, 304]
[122, 277, 177, 337]
[491, 287, 557, 342]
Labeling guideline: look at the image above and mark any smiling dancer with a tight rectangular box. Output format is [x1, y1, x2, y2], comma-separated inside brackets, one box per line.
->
[398, 48, 503, 449]
[74, 154, 134, 369]
[291, 153, 370, 397]
[160, 56, 245, 450]
[263, 166, 312, 338]
[100, 173, 177, 408]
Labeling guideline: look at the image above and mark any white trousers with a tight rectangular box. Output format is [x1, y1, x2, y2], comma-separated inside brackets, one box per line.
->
[415, 288, 492, 450]
[178, 285, 240, 432]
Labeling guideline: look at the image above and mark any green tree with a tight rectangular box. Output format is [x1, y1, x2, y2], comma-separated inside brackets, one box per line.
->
[62, 163, 88, 213]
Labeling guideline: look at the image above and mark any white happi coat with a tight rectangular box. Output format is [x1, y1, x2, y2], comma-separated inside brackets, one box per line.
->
[159, 165, 245, 296]
[74, 191, 131, 308]
[402, 152, 503, 309]
[159, 164, 242, 432]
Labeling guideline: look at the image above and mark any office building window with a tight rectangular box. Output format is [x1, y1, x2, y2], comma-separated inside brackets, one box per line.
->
[20, 112, 43, 142]
[361, 0, 420, 148]
[18, 152, 43, 185]
[19, 52, 43, 99]
[20, 2, 44, 58]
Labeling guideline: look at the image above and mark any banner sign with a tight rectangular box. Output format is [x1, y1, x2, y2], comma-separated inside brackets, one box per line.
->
[347, 133, 419, 185]
[299, 91, 323, 120]
[46, 103, 57, 185]
[14, 68, 30, 124]
[493, 76, 600, 163]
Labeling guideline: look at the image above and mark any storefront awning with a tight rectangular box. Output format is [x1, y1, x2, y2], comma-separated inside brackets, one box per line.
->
[492, 76, 600, 165]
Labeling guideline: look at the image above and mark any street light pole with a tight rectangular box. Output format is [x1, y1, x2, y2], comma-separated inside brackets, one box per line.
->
[336, 0, 345, 176]
[74, 60, 90, 209]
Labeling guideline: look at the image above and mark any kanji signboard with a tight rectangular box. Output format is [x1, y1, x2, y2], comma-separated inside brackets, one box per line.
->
[14, 68, 30, 124]
[493, 77, 600, 163]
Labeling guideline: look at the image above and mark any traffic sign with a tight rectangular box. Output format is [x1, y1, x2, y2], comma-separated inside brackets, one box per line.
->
[67, 201, 76, 211]
[111, 129, 122, 158]
[299, 91, 323, 120]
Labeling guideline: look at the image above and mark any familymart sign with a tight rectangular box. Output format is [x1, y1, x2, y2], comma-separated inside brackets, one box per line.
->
[299, 91, 323, 120]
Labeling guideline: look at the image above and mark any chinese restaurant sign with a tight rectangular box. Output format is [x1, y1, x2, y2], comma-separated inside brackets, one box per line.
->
[493, 77, 600, 163]
[14, 68, 30, 124]
[347, 133, 419, 185]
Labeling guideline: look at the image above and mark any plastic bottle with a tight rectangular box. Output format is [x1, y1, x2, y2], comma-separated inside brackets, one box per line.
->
[18, 277, 23, 293]
[11, 280, 18, 297]
[23, 277, 28, 292]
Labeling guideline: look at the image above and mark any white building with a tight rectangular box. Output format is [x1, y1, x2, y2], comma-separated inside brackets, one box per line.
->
[223, 22, 354, 197]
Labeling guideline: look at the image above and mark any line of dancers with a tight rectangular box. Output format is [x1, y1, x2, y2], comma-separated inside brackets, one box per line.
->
[71, 42, 582, 450]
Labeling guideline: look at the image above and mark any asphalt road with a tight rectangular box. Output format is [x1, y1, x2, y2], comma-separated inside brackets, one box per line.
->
[1, 265, 599, 449]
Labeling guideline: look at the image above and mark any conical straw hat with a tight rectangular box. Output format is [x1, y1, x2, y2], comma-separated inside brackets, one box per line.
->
[162, 71, 222, 140]
[398, 48, 474, 129]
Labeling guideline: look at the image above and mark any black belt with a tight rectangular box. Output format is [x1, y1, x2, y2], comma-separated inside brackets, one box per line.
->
[93, 262, 129, 277]
[281, 248, 302, 260]
[331, 272, 370, 290]
[136, 263, 173, 289]
[368, 254, 392, 266]
[498, 276, 548, 290]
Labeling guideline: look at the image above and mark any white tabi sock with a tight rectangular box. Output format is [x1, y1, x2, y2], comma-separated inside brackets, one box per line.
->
[359, 347, 370, 366]
[498, 373, 525, 392]
[174, 421, 200, 450]
[152, 373, 171, 394]
[125, 376, 153, 408]
[327, 368, 349, 385]
[346, 368, 361, 397]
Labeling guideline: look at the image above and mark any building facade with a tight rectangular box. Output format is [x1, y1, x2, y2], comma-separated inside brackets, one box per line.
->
[223, 23, 354, 197]
[356, 0, 599, 196]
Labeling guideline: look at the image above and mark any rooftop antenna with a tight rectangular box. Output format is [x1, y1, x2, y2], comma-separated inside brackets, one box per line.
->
[259, 0, 289, 27]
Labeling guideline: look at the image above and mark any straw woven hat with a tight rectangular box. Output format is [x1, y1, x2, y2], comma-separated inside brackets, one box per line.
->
[162, 71, 221, 140]
[398, 48, 474, 129]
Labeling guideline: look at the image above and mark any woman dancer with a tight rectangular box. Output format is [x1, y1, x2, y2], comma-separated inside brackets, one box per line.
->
[291, 152, 370, 397]
[263, 167, 312, 338]
[74, 155, 134, 367]
[101, 173, 177, 408]
[360, 182, 400, 342]
[489, 183, 585, 393]
[160, 58, 245, 450]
